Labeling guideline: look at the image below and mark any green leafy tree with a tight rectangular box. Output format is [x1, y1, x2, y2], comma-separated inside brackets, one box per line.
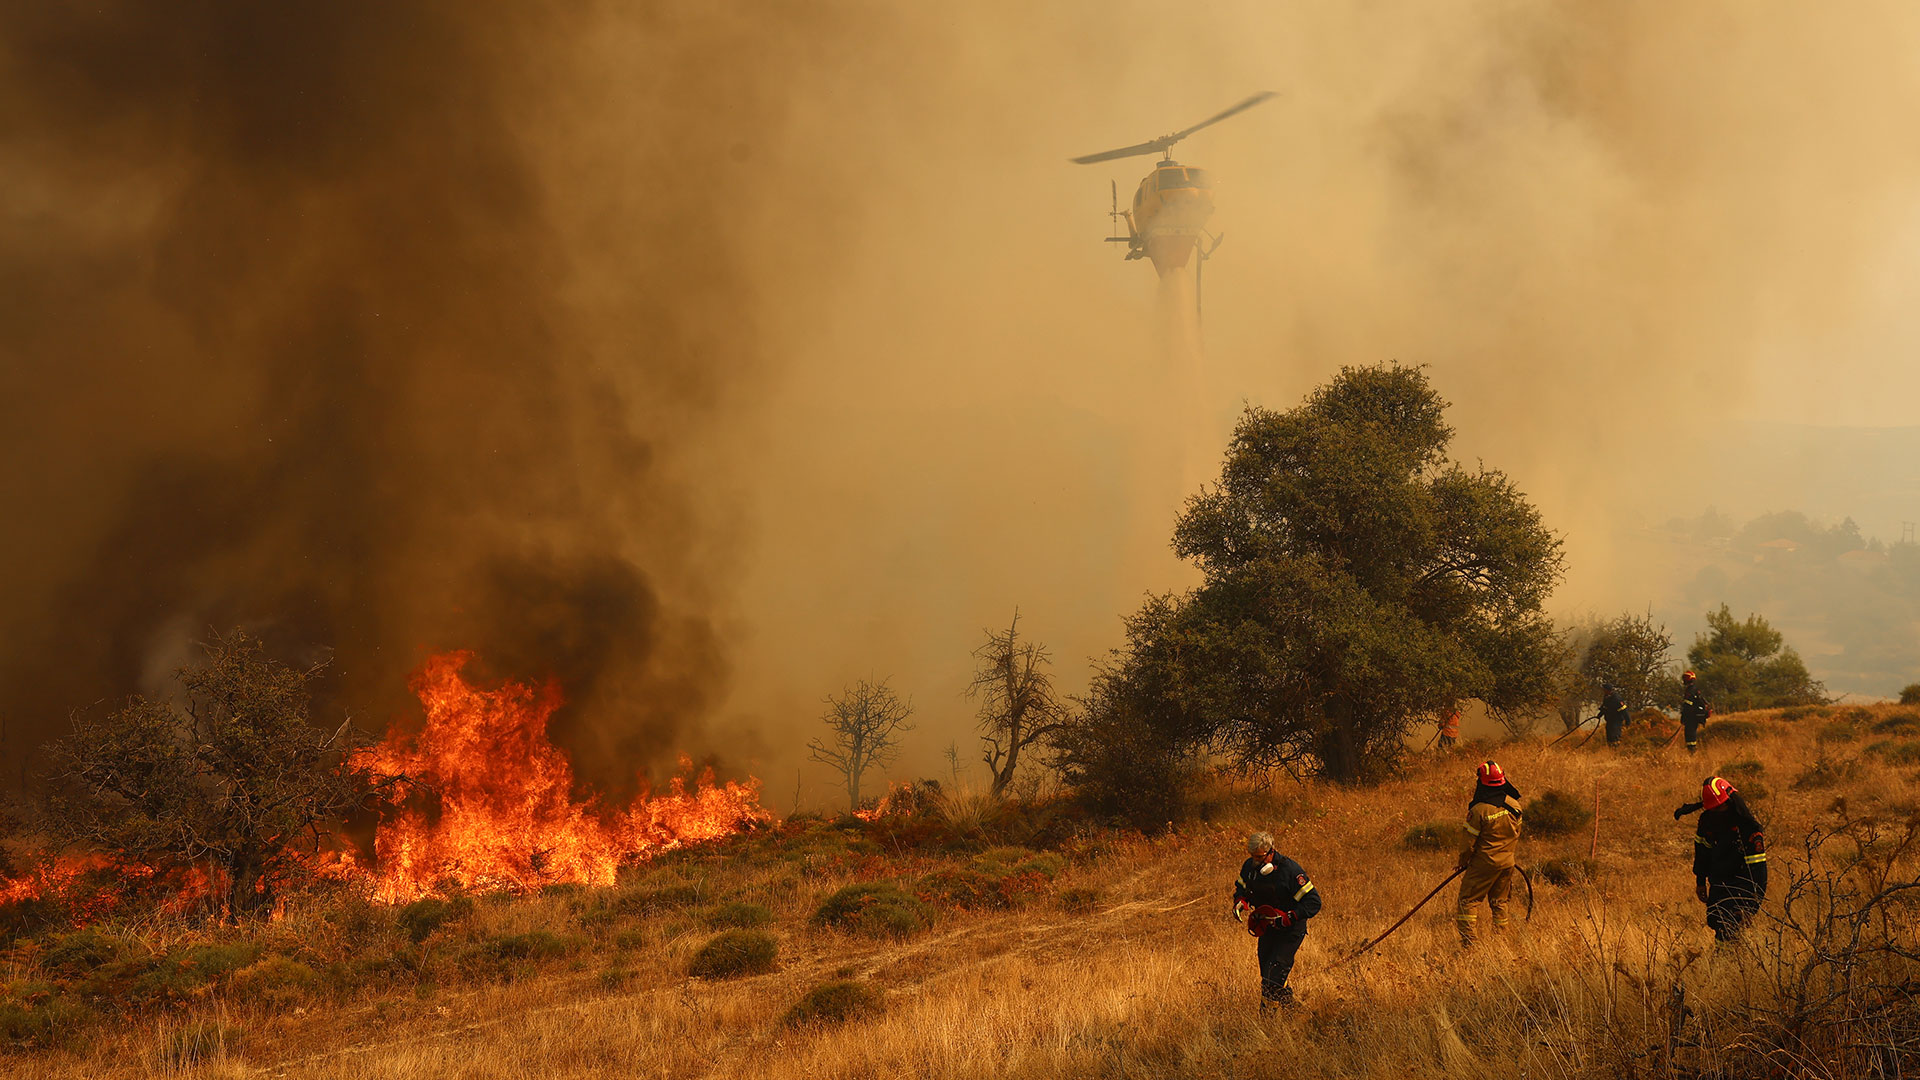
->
[1580, 612, 1678, 712]
[1088, 365, 1565, 784]
[1900, 684, 1920, 706]
[42, 631, 375, 916]
[1687, 604, 1829, 712]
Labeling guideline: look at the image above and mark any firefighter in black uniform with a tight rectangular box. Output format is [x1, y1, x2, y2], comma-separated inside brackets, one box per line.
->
[1231, 831, 1323, 1009]
[1600, 684, 1630, 746]
[1679, 671, 1711, 753]
[1674, 776, 1767, 941]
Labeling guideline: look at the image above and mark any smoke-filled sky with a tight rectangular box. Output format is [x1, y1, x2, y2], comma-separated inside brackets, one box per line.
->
[5, 2, 1920, 803]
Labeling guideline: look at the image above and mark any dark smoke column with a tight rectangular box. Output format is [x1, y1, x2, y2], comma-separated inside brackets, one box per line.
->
[0, 2, 778, 795]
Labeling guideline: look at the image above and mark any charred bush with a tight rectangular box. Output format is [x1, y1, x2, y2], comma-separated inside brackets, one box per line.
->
[687, 929, 777, 979]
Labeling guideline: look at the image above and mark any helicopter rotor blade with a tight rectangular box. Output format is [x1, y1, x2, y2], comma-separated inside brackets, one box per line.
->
[1068, 90, 1277, 164]
[1069, 136, 1173, 165]
[1168, 90, 1277, 144]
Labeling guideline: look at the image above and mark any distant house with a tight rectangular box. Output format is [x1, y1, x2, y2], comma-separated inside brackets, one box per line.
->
[1756, 538, 1800, 563]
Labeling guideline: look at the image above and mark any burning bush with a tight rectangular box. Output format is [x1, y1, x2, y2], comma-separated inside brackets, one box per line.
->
[687, 929, 777, 979]
[811, 884, 934, 938]
[783, 980, 883, 1027]
[41, 631, 383, 917]
[1525, 790, 1594, 838]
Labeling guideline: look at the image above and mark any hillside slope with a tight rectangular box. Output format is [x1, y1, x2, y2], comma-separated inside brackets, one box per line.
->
[12, 705, 1920, 1079]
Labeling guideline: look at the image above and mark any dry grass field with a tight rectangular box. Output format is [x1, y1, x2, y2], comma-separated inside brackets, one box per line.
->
[7, 703, 1918, 1079]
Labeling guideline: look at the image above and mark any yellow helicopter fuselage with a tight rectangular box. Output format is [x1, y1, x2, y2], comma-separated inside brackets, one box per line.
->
[1125, 161, 1214, 274]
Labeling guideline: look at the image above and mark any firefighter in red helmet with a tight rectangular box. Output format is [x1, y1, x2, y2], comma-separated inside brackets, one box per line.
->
[1675, 776, 1767, 941]
[1456, 761, 1523, 945]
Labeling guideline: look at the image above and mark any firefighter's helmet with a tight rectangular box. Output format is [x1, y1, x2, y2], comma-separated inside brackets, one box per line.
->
[1702, 776, 1735, 810]
[1476, 760, 1507, 787]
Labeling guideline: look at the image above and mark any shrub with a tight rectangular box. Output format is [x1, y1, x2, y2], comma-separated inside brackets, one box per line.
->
[1865, 740, 1920, 767]
[40, 929, 120, 976]
[227, 955, 319, 1011]
[1778, 705, 1829, 721]
[612, 929, 648, 951]
[1400, 822, 1457, 851]
[1533, 858, 1597, 886]
[1900, 684, 1920, 706]
[703, 902, 772, 930]
[1057, 887, 1102, 914]
[0, 898, 64, 945]
[0, 983, 92, 1048]
[687, 929, 778, 979]
[811, 883, 935, 938]
[1709, 718, 1763, 742]
[783, 980, 884, 1027]
[397, 898, 458, 943]
[1793, 755, 1862, 791]
[1871, 712, 1920, 737]
[1737, 779, 1771, 802]
[484, 931, 580, 961]
[616, 883, 703, 914]
[917, 868, 1007, 909]
[1525, 790, 1594, 838]
[598, 967, 634, 990]
[1818, 720, 1860, 743]
[1724, 759, 1766, 778]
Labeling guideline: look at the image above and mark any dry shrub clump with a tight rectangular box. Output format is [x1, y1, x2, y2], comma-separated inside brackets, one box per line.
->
[917, 847, 1063, 910]
[687, 929, 778, 979]
[811, 883, 935, 938]
[783, 980, 884, 1027]
[1710, 718, 1764, 742]
[1401, 822, 1457, 850]
[704, 901, 773, 929]
[1524, 790, 1593, 838]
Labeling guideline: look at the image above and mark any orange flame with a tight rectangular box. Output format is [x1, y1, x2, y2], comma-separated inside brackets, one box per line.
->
[345, 651, 768, 902]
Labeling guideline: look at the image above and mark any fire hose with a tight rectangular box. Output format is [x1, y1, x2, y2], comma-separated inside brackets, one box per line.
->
[1341, 864, 1535, 966]
[1547, 715, 1599, 749]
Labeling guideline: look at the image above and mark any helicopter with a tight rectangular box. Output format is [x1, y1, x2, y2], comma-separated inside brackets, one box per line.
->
[1071, 92, 1275, 279]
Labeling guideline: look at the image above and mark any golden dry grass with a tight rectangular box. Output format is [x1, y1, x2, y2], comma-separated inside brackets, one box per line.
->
[12, 705, 1920, 1079]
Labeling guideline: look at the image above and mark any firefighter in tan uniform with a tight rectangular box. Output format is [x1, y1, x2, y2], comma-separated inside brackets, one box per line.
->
[1456, 760, 1523, 945]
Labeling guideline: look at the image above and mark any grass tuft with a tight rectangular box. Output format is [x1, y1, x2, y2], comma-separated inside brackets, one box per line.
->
[703, 901, 773, 929]
[1524, 790, 1593, 838]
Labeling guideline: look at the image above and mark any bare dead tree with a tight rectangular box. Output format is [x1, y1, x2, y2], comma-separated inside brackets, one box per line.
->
[808, 678, 913, 811]
[967, 610, 1067, 799]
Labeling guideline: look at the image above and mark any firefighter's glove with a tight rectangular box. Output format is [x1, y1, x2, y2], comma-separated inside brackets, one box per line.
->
[1695, 881, 1710, 904]
[1275, 910, 1294, 929]
[1456, 850, 1471, 871]
[1233, 900, 1250, 923]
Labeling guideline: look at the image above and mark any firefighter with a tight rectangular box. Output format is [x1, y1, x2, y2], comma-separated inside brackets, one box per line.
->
[1680, 671, 1711, 753]
[1456, 761, 1523, 945]
[1231, 831, 1322, 1009]
[1674, 776, 1767, 942]
[1599, 684, 1630, 746]
[1437, 709, 1460, 751]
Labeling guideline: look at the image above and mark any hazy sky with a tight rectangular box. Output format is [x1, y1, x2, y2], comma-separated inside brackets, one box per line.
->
[6, 1, 1920, 804]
